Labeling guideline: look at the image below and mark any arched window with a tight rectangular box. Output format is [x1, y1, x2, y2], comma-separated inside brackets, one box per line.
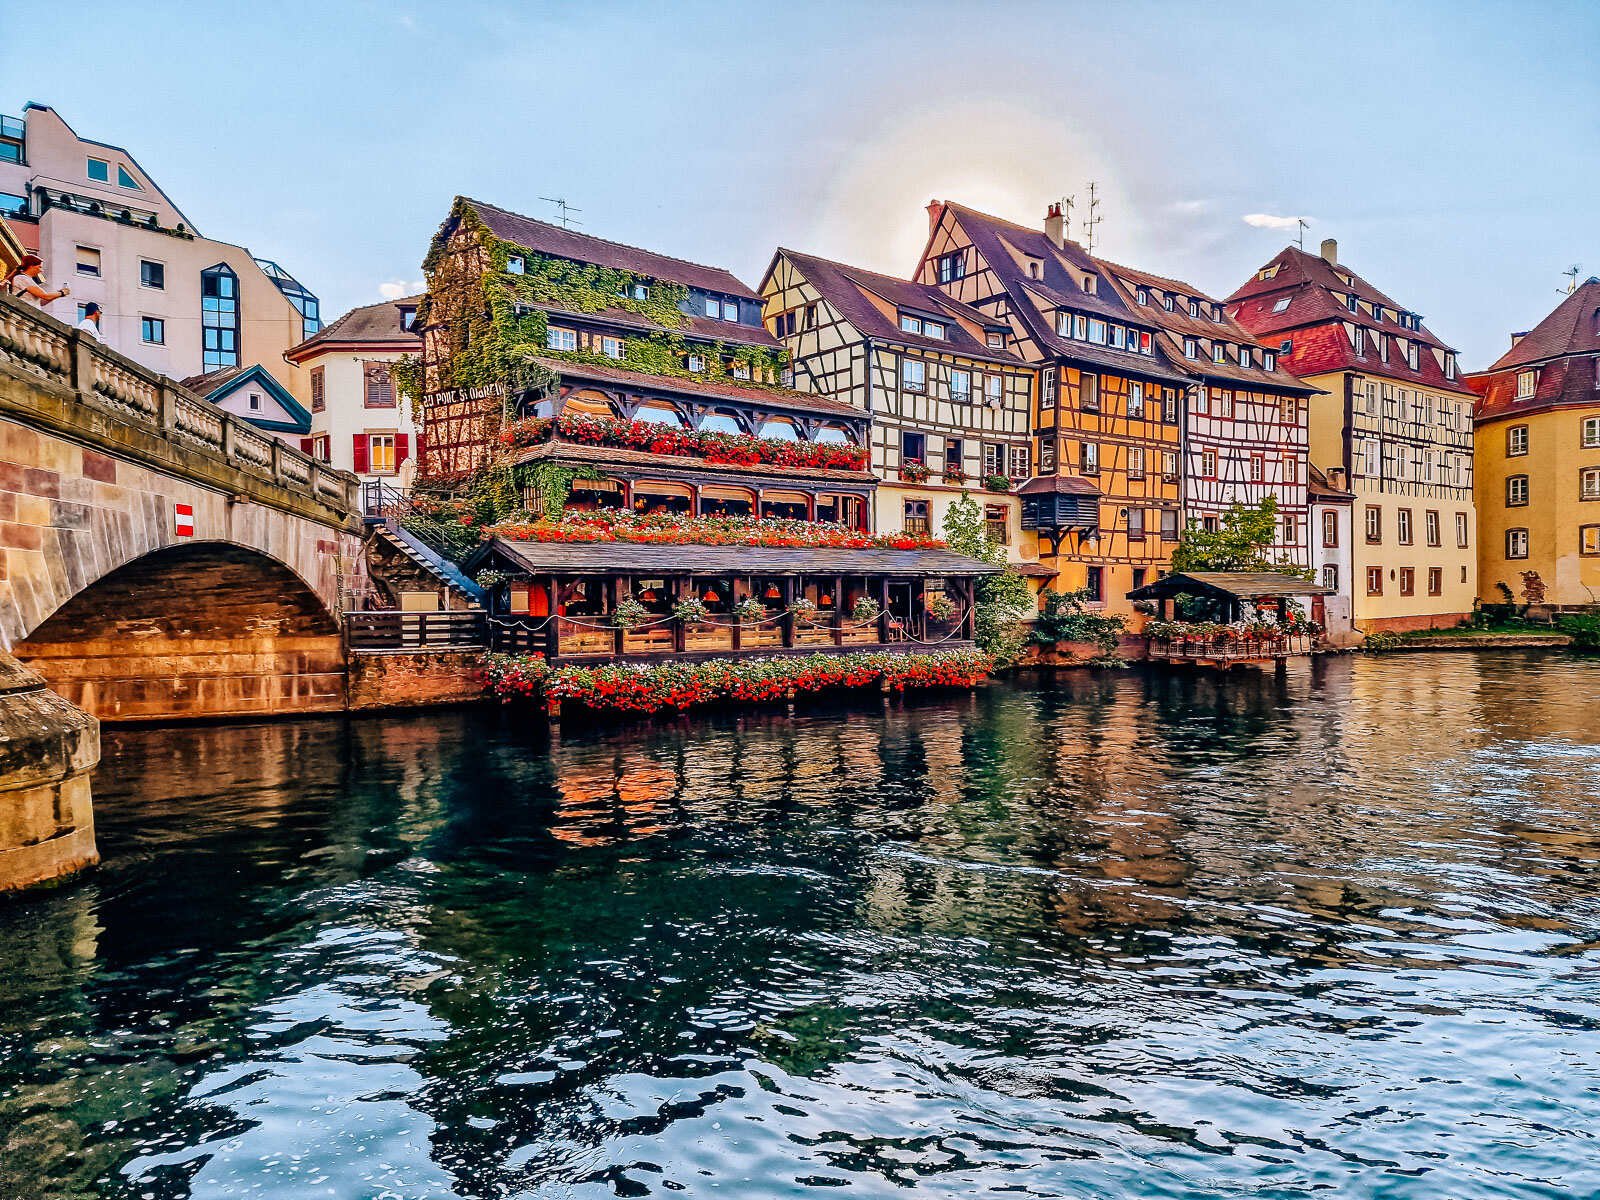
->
[759, 417, 799, 441]
[200, 263, 239, 370]
[562, 388, 621, 418]
[698, 410, 743, 436]
[813, 424, 851, 444]
[634, 403, 684, 428]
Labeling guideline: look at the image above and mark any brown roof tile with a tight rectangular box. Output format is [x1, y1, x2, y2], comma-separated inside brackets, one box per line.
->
[287, 296, 421, 361]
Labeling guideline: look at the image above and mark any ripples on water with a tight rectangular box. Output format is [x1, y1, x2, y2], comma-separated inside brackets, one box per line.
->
[2, 652, 1599, 1199]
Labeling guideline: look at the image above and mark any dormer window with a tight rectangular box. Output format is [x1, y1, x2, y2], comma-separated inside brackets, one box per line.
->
[398, 306, 417, 331]
[1345, 294, 1359, 314]
[1517, 370, 1536, 398]
[505, 255, 525, 275]
[923, 320, 945, 340]
[1212, 305, 1224, 322]
[1352, 326, 1365, 355]
[1136, 286, 1150, 305]
[986, 331, 1004, 348]
[1444, 353, 1456, 380]
[1377, 335, 1389, 362]
[1082, 274, 1097, 295]
[1239, 347, 1252, 368]
[1406, 341, 1420, 370]
[1257, 264, 1279, 281]
[622, 282, 649, 301]
[1188, 299, 1200, 318]
[1372, 305, 1385, 323]
[1184, 338, 1197, 359]
[1263, 351, 1276, 371]
[899, 314, 922, 334]
[1162, 293, 1175, 312]
[1028, 261, 1040, 279]
[1272, 296, 1291, 314]
[687, 353, 706, 373]
[1212, 343, 1226, 364]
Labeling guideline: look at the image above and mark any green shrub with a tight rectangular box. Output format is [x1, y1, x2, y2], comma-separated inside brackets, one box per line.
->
[1558, 614, 1600, 652]
[1363, 630, 1401, 653]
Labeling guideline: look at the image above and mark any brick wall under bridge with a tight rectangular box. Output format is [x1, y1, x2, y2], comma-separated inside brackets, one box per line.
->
[0, 294, 364, 893]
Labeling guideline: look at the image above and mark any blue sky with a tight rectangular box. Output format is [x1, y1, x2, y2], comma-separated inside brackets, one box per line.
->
[6, 0, 1596, 367]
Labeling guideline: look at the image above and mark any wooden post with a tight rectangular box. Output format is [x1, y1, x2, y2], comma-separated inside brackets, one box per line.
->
[781, 576, 796, 649]
[877, 576, 891, 645]
[608, 577, 623, 657]
[672, 578, 686, 654]
[915, 577, 927, 641]
[832, 574, 844, 646]
[545, 578, 561, 662]
[731, 577, 743, 653]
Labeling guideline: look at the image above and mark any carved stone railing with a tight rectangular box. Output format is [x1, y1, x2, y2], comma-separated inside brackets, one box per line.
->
[0, 292, 360, 525]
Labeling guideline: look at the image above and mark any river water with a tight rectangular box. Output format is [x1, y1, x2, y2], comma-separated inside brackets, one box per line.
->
[2, 652, 1599, 1199]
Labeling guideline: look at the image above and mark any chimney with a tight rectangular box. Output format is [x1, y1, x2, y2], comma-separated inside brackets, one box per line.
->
[1327, 466, 1347, 491]
[1044, 202, 1065, 250]
[1319, 237, 1338, 265]
[926, 199, 944, 235]
[1510, 331, 1528, 349]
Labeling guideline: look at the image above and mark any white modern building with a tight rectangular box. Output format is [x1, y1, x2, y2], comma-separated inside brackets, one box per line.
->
[285, 296, 421, 505]
[0, 103, 319, 400]
[1308, 464, 1356, 642]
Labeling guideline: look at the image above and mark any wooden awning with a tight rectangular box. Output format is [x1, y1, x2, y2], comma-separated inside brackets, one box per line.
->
[470, 537, 1002, 578]
[1126, 570, 1332, 601]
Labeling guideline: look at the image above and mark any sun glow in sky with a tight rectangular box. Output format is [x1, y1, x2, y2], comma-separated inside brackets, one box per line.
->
[5, 0, 1596, 365]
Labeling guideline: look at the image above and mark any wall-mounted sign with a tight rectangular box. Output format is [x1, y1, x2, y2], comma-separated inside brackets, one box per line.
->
[174, 502, 194, 537]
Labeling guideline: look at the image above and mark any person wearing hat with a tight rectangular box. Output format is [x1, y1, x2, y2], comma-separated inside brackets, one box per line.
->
[76, 301, 104, 342]
[4, 254, 71, 308]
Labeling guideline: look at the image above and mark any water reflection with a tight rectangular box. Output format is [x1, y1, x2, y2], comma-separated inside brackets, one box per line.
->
[1, 652, 1598, 1198]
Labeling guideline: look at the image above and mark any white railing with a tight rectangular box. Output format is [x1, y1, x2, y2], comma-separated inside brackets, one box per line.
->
[0, 292, 359, 519]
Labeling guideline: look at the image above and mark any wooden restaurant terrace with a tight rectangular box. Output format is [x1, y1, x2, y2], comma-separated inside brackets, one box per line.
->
[468, 538, 998, 663]
[1127, 570, 1333, 668]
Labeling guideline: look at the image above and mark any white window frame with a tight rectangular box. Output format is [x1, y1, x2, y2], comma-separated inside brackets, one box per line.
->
[546, 327, 577, 352]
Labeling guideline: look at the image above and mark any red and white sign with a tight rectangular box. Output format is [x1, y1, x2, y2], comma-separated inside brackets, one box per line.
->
[174, 503, 194, 538]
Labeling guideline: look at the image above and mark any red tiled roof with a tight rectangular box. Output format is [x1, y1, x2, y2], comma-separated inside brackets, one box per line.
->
[776, 247, 1023, 365]
[1015, 475, 1102, 496]
[286, 296, 420, 361]
[1470, 355, 1600, 424]
[462, 197, 760, 299]
[1306, 463, 1354, 502]
[1480, 278, 1600, 372]
[537, 357, 863, 420]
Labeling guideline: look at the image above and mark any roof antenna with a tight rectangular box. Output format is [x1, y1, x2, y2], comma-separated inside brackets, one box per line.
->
[539, 197, 583, 229]
[1297, 218, 1309, 250]
[1560, 264, 1581, 295]
[1083, 182, 1102, 254]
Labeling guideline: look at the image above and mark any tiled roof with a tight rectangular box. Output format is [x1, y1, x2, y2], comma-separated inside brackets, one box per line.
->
[510, 440, 875, 484]
[538, 357, 863, 419]
[481, 538, 1001, 577]
[179, 365, 247, 394]
[1306, 463, 1354, 501]
[461, 197, 760, 299]
[1470, 355, 1600, 423]
[286, 296, 421, 361]
[777, 247, 1023, 365]
[529, 301, 781, 349]
[1480, 278, 1600, 372]
[1014, 475, 1102, 496]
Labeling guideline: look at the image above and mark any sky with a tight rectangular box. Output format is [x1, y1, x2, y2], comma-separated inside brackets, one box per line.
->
[5, 0, 1596, 368]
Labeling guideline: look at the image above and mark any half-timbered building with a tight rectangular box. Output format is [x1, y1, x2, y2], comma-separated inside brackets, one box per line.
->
[915, 201, 1187, 614]
[759, 248, 1045, 573]
[1096, 260, 1316, 563]
[1229, 239, 1477, 631]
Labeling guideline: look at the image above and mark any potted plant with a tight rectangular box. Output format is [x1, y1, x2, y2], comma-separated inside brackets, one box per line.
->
[734, 596, 768, 624]
[613, 596, 650, 629]
[926, 593, 958, 623]
[852, 595, 882, 622]
[943, 465, 968, 484]
[672, 596, 709, 624]
[900, 460, 931, 483]
[983, 473, 1012, 493]
[788, 597, 820, 623]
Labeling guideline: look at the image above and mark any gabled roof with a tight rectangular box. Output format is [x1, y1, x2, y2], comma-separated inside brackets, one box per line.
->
[457, 197, 760, 299]
[286, 296, 421, 362]
[1469, 354, 1600, 424]
[1227, 245, 1472, 396]
[181, 363, 312, 434]
[1127, 570, 1332, 601]
[934, 202, 1191, 386]
[1480, 278, 1600, 373]
[773, 247, 1023, 366]
[1306, 463, 1354, 502]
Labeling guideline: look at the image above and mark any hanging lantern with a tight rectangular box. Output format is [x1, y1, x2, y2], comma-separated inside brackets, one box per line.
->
[702, 587, 721, 603]
[764, 584, 781, 600]
[639, 588, 657, 603]
[820, 592, 834, 607]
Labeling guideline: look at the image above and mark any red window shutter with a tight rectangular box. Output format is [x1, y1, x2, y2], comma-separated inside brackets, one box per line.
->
[300, 437, 313, 453]
[352, 434, 369, 473]
[395, 433, 410, 467]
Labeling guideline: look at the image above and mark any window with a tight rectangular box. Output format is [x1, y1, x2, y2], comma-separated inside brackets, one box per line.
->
[1507, 424, 1529, 456]
[87, 157, 109, 182]
[923, 320, 946, 340]
[1272, 296, 1291, 314]
[399, 305, 417, 332]
[1280, 397, 1297, 424]
[310, 435, 330, 463]
[1506, 474, 1529, 506]
[903, 499, 931, 536]
[1248, 454, 1264, 482]
[1322, 564, 1339, 592]
[902, 430, 926, 465]
[983, 443, 1003, 478]
[1352, 326, 1365, 356]
[1581, 525, 1600, 556]
[505, 255, 525, 274]
[1081, 374, 1100, 412]
[1583, 467, 1600, 501]
[687, 353, 706, 373]
[369, 433, 397, 475]
[1283, 515, 1300, 545]
[1041, 440, 1057, 473]
[0, 192, 25, 217]
[944, 437, 964, 474]
[139, 259, 164, 289]
[1188, 299, 1200, 318]
[546, 327, 577, 351]
[1406, 342, 1420, 370]
[1184, 338, 1197, 359]
[1583, 417, 1600, 448]
[1161, 509, 1179, 540]
[1128, 381, 1144, 417]
[949, 369, 971, 403]
[1201, 449, 1218, 478]
[1360, 439, 1379, 477]
[1162, 450, 1178, 480]
[1215, 390, 1232, 419]
[200, 263, 239, 370]
[1399, 568, 1414, 596]
[1162, 293, 1175, 312]
[1282, 454, 1297, 485]
[1517, 371, 1535, 399]
[725, 300, 740, 322]
[704, 296, 720, 318]
[1397, 508, 1413, 545]
[1445, 353, 1457, 380]
[1128, 446, 1145, 479]
[247, 392, 263, 413]
[1366, 566, 1384, 595]
[901, 358, 926, 393]
[629, 283, 650, 301]
[899, 314, 922, 334]
[139, 316, 164, 345]
[1425, 510, 1441, 547]
[985, 504, 1009, 544]
[115, 165, 139, 188]
[1132, 568, 1147, 590]
[936, 251, 965, 283]
[1365, 505, 1382, 543]
[1239, 347, 1252, 369]
[1456, 512, 1469, 548]
[1083, 275, 1098, 295]
[1212, 343, 1226, 364]
[1042, 367, 1057, 409]
[729, 361, 750, 380]
[1087, 318, 1106, 343]
[75, 246, 101, 277]
[984, 374, 1002, 403]
[1085, 566, 1104, 603]
[1136, 286, 1149, 305]
[1346, 294, 1359, 314]
[1322, 510, 1338, 547]
[1008, 445, 1030, 478]
[1139, 331, 1153, 354]
[1264, 351, 1276, 371]
[601, 336, 624, 360]
[773, 310, 797, 338]
[986, 331, 1004, 348]
[1127, 508, 1146, 539]
[1082, 441, 1100, 475]
[363, 362, 395, 408]
[1506, 528, 1529, 559]
[310, 366, 325, 413]
[1428, 567, 1443, 596]
[1163, 389, 1177, 422]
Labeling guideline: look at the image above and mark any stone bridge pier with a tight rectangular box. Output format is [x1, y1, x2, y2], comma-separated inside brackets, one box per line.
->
[0, 293, 364, 894]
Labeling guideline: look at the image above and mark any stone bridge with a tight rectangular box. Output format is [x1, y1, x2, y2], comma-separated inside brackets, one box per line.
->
[0, 293, 364, 893]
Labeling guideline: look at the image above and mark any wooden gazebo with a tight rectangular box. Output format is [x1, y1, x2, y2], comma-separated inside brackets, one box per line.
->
[1127, 571, 1333, 667]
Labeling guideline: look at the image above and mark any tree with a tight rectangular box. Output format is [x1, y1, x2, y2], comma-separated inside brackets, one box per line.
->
[1169, 496, 1308, 577]
[943, 493, 1033, 665]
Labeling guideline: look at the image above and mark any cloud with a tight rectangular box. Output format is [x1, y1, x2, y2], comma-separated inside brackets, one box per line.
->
[1243, 213, 1312, 231]
[378, 280, 425, 300]
[1167, 199, 1210, 216]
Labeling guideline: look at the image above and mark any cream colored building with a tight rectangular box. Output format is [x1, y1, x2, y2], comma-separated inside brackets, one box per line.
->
[0, 103, 318, 400]
[1230, 240, 1477, 632]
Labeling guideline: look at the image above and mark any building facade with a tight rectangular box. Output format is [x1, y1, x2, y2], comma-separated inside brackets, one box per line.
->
[0, 103, 318, 397]
[1306, 464, 1356, 640]
[1097, 260, 1315, 561]
[1229, 240, 1477, 632]
[1468, 278, 1600, 610]
[759, 248, 1044, 572]
[916, 201, 1186, 614]
[285, 296, 422, 502]
[180, 363, 312, 446]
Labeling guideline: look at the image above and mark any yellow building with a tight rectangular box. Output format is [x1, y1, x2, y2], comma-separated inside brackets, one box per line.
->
[1468, 277, 1600, 610]
[1230, 240, 1477, 632]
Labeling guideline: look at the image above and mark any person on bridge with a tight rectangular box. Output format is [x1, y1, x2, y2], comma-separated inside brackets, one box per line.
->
[5, 254, 71, 308]
[75, 301, 104, 342]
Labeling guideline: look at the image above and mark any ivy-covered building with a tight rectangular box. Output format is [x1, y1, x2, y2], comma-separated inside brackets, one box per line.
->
[411, 197, 875, 526]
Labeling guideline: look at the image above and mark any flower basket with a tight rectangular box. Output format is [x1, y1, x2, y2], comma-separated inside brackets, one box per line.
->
[899, 460, 932, 483]
[852, 596, 882, 621]
[672, 597, 709, 624]
[733, 597, 768, 624]
[943, 467, 968, 484]
[613, 596, 650, 630]
[926, 594, 958, 623]
[983, 474, 1012, 493]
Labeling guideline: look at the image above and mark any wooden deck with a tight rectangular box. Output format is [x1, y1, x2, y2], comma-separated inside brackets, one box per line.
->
[1146, 634, 1318, 669]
